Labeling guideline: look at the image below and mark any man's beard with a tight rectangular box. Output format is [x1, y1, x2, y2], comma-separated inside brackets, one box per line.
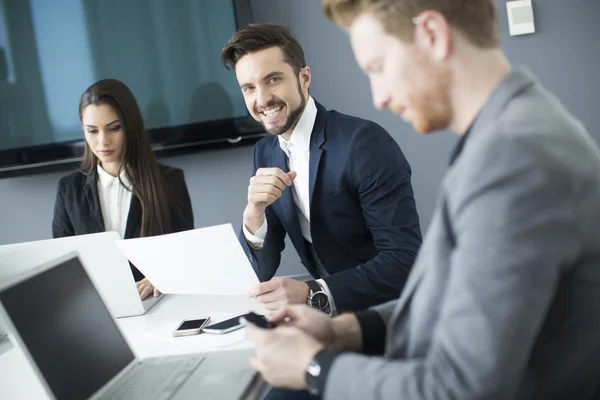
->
[405, 59, 452, 134]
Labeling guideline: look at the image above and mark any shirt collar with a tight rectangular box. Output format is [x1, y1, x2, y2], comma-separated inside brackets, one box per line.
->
[96, 164, 130, 188]
[278, 96, 317, 157]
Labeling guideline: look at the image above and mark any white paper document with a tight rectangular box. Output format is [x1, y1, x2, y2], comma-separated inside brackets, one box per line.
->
[114, 224, 259, 295]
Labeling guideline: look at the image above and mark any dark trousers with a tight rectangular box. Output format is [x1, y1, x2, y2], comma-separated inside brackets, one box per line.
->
[263, 387, 319, 400]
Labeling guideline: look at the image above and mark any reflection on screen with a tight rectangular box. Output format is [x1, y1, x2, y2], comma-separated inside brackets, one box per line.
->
[178, 318, 209, 330]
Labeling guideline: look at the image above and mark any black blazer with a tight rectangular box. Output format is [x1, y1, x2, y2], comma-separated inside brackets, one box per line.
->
[52, 165, 194, 281]
[239, 100, 422, 312]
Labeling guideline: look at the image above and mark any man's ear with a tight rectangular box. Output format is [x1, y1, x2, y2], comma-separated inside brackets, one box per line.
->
[299, 66, 311, 91]
[414, 11, 452, 62]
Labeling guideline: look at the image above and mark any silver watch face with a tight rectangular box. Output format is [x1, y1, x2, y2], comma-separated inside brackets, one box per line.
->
[310, 292, 329, 311]
[307, 361, 321, 377]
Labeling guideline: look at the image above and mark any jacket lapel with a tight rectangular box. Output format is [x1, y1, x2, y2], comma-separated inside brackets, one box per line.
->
[84, 170, 105, 231]
[309, 102, 327, 207]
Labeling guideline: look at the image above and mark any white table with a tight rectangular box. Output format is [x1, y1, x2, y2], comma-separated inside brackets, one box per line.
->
[0, 294, 267, 399]
[119, 293, 266, 357]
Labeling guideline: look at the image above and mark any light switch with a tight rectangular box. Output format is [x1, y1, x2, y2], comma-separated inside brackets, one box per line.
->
[506, 0, 535, 36]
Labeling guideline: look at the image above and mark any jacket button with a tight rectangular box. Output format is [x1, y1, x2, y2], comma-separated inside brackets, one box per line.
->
[249, 255, 255, 263]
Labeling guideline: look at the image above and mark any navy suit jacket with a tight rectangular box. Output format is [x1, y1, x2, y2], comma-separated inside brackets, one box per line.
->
[239, 101, 422, 312]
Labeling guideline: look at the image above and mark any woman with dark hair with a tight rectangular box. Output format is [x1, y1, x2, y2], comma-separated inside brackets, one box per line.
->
[52, 79, 194, 299]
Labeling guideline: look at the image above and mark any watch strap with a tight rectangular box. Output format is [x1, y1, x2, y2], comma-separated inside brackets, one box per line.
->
[306, 280, 322, 297]
[305, 349, 341, 396]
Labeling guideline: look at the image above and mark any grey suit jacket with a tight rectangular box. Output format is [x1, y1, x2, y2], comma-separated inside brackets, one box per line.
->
[325, 69, 600, 399]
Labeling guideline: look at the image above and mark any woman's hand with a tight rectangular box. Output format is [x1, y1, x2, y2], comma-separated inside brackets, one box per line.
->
[136, 277, 161, 300]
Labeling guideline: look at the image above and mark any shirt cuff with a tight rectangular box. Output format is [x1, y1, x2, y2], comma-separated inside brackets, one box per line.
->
[355, 310, 387, 355]
[242, 217, 268, 249]
[310, 349, 341, 396]
[316, 279, 337, 315]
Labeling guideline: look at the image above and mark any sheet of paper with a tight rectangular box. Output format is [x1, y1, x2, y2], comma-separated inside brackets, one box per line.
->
[114, 224, 259, 295]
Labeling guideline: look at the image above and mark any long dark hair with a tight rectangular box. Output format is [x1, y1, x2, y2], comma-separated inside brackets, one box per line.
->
[79, 78, 174, 237]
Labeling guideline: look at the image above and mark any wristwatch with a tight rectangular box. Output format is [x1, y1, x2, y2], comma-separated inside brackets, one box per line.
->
[306, 280, 329, 312]
[306, 349, 339, 396]
[305, 351, 324, 396]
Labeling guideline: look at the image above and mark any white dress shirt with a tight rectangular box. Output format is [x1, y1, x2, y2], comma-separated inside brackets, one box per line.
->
[97, 164, 133, 240]
[243, 96, 337, 313]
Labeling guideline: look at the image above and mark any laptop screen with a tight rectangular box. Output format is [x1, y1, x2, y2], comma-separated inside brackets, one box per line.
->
[0, 255, 135, 399]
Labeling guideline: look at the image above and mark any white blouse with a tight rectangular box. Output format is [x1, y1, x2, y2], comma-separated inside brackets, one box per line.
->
[96, 165, 133, 239]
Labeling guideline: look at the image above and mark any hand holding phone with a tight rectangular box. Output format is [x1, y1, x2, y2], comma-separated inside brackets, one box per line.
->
[172, 317, 211, 337]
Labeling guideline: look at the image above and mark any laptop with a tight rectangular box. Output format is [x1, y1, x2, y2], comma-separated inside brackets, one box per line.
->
[0, 252, 263, 400]
[0, 232, 162, 319]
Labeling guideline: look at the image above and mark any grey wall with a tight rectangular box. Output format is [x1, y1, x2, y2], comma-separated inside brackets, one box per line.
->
[1, 0, 599, 278]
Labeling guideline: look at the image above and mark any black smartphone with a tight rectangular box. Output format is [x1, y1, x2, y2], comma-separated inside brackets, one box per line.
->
[202, 315, 246, 334]
[239, 312, 273, 329]
[172, 316, 211, 337]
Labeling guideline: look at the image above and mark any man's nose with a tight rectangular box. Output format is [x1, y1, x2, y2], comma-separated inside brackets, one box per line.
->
[256, 86, 274, 109]
[372, 85, 391, 110]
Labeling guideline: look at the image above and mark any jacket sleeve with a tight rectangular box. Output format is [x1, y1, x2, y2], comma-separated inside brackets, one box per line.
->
[52, 178, 75, 238]
[322, 135, 579, 400]
[323, 123, 422, 311]
[237, 145, 287, 281]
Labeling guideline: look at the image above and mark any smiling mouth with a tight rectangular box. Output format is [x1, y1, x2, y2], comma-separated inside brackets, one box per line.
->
[259, 105, 283, 118]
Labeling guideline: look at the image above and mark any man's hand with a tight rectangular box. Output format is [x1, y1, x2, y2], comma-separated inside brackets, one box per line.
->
[248, 278, 310, 313]
[136, 277, 160, 300]
[243, 168, 296, 234]
[270, 305, 337, 345]
[246, 324, 324, 390]
[271, 305, 364, 352]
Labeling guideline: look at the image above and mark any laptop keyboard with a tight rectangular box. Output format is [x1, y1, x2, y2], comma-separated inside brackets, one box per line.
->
[101, 355, 205, 400]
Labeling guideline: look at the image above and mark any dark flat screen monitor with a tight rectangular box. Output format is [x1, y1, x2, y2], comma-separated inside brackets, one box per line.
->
[0, 0, 263, 176]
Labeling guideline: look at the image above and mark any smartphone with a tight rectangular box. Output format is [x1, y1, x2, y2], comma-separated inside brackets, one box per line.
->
[202, 314, 246, 334]
[172, 317, 211, 337]
[238, 312, 273, 329]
